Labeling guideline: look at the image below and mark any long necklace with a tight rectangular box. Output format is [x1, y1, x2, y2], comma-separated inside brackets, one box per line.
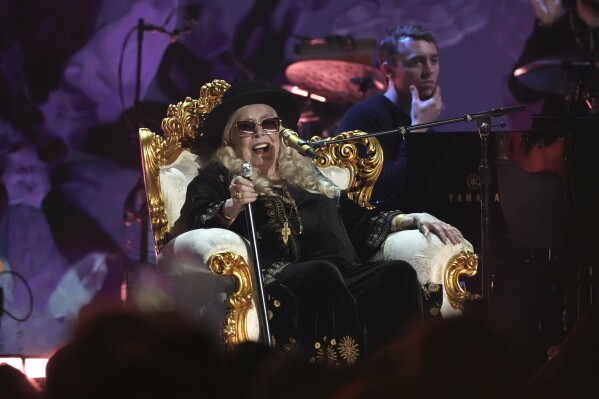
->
[279, 181, 303, 244]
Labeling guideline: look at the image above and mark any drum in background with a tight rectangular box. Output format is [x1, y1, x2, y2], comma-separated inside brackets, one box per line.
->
[283, 35, 385, 139]
[495, 130, 567, 178]
[494, 131, 567, 251]
[281, 84, 349, 140]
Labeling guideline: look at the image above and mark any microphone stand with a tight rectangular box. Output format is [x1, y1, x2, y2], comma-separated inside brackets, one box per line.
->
[134, 18, 145, 134]
[136, 19, 150, 266]
[127, 16, 189, 269]
[124, 9, 200, 305]
[476, 116, 492, 301]
[241, 164, 272, 346]
[311, 104, 526, 302]
[122, 18, 151, 308]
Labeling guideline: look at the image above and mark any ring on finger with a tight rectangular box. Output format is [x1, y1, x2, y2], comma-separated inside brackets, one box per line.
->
[235, 191, 242, 199]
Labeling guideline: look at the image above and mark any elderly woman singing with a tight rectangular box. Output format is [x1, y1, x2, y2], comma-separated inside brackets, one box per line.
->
[180, 80, 463, 364]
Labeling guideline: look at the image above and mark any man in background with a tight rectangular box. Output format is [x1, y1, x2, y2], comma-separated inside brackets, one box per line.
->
[335, 24, 443, 210]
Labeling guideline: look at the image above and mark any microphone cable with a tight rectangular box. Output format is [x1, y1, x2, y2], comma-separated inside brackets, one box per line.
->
[0, 270, 34, 322]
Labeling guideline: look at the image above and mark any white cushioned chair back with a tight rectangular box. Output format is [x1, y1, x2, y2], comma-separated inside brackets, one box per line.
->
[317, 166, 351, 190]
[160, 150, 200, 229]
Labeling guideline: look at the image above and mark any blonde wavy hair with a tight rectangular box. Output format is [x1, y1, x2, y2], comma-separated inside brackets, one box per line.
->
[212, 107, 339, 198]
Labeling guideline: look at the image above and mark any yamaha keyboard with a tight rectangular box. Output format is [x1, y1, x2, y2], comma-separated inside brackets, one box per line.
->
[402, 121, 599, 258]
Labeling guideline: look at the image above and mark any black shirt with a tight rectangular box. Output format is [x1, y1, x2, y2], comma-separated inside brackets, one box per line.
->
[335, 94, 410, 208]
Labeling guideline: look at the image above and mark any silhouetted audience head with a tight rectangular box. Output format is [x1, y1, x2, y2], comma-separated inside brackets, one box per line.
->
[0, 363, 42, 399]
[223, 340, 351, 399]
[223, 341, 279, 399]
[44, 305, 224, 399]
[524, 304, 599, 398]
[332, 313, 519, 399]
[246, 349, 347, 399]
[41, 304, 599, 399]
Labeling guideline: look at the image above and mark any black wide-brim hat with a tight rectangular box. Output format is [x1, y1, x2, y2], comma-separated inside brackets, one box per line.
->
[202, 80, 301, 148]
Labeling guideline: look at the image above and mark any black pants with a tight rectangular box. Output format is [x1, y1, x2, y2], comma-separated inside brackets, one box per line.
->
[344, 260, 424, 356]
[267, 260, 365, 365]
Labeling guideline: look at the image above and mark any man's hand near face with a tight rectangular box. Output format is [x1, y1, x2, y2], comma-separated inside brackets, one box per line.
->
[410, 84, 443, 131]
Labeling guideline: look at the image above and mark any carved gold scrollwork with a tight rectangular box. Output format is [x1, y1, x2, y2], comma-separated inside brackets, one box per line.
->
[160, 79, 231, 165]
[310, 130, 383, 209]
[196, 79, 231, 120]
[139, 127, 169, 252]
[140, 79, 231, 253]
[444, 250, 481, 310]
[208, 251, 254, 348]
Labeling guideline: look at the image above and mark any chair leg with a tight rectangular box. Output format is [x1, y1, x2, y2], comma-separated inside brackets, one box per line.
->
[208, 251, 256, 348]
[444, 250, 481, 312]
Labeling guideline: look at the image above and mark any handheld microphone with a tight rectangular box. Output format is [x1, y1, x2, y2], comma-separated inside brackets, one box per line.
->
[281, 129, 318, 159]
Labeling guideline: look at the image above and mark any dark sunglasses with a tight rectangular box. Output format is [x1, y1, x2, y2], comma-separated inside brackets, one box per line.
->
[235, 117, 281, 137]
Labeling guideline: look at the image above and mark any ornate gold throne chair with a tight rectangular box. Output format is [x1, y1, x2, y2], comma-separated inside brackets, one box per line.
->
[139, 79, 480, 348]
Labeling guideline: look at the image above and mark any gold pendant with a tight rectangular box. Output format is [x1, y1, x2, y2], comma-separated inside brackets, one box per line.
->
[281, 221, 291, 244]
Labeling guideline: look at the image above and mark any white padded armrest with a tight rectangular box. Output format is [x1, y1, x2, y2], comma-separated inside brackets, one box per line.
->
[157, 228, 250, 276]
[371, 229, 474, 317]
[157, 228, 260, 342]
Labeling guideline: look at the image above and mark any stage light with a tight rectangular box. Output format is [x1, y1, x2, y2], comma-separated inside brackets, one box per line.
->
[24, 358, 48, 379]
[0, 356, 48, 378]
[0, 356, 24, 372]
[281, 85, 327, 102]
[513, 67, 525, 77]
[309, 93, 326, 102]
[283, 85, 309, 97]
